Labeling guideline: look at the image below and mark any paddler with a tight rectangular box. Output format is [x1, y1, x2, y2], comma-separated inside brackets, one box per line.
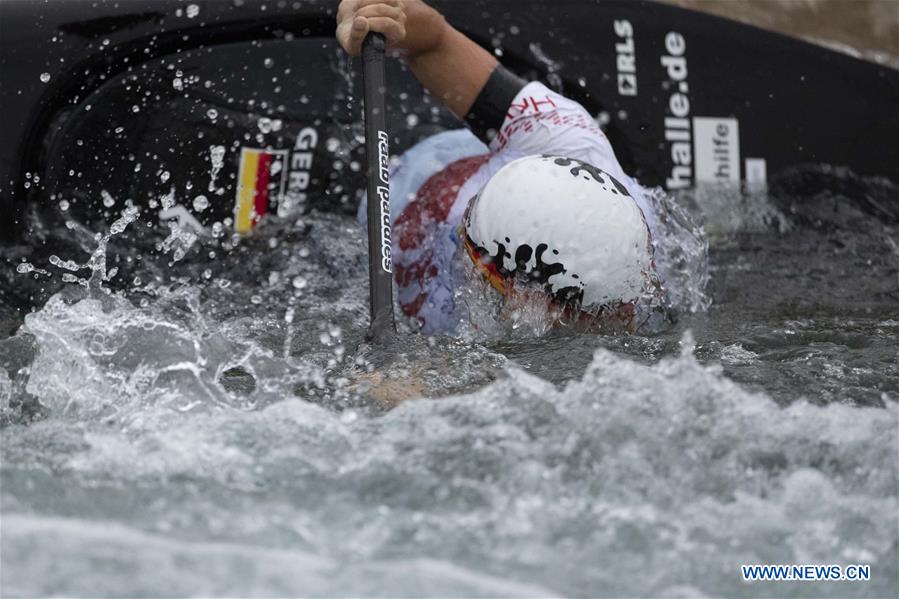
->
[337, 0, 668, 335]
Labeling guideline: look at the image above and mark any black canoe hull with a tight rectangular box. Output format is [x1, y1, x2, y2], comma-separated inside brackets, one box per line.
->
[1, 0, 897, 240]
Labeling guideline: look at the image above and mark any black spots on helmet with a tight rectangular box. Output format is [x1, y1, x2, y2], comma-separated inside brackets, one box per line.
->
[514, 244, 532, 266]
[553, 285, 585, 304]
[550, 156, 631, 198]
[552, 157, 606, 186]
[531, 244, 566, 282]
[476, 237, 584, 307]
[607, 174, 630, 197]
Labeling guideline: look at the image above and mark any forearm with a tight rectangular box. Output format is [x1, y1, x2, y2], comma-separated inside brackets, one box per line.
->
[404, 20, 498, 119]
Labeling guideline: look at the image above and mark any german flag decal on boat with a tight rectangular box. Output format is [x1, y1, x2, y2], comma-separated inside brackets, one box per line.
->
[234, 148, 288, 234]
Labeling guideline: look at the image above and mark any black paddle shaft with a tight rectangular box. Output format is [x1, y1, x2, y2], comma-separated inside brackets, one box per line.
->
[361, 33, 396, 340]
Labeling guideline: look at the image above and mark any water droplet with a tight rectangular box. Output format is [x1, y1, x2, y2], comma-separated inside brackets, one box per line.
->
[406, 114, 419, 128]
[186, 4, 200, 18]
[263, 57, 274, 68]
[172, 77, 184, 91]
[131, 105, 140, 113]
[292, 276, 307, 290]
[101, 190, 115, 207]
[160, 170, 170, 183]
[49, 255, 81, 272]
[250, 295, 263, 305]
[39, 72, 51, 83]
[192, 195, 209, 212]
[206, 108, 218, 120]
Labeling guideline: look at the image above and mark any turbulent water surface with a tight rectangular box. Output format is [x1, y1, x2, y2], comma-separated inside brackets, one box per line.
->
[2, 162, 897, 597]
[1, 4, 898, 593]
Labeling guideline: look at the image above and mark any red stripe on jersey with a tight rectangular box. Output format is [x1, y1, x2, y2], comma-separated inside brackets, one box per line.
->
[394, 153, 489, 320]
[395, 154, 490, 251]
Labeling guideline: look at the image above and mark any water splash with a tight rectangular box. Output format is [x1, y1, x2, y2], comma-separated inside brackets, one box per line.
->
[528, 43, 564, 91]
[644, 185, 712, 313]
[2, 333, 894, 597]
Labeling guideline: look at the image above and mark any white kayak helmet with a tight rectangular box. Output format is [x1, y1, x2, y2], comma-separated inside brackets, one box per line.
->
[462, 155, 655, 310]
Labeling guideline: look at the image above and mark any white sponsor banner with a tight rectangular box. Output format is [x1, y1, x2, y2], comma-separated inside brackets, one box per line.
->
[745, 158, 767, 191]
[693, 117, 740, 183]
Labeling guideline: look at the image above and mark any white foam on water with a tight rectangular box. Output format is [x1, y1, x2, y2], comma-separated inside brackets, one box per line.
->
[1, 514, 552, 598]
[0, 368, 10, 410]
[3, 308, 896, 596]
[19, 287, 330, 424]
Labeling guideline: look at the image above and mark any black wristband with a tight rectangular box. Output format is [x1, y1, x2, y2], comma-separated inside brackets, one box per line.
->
[465, 64, 527, 144]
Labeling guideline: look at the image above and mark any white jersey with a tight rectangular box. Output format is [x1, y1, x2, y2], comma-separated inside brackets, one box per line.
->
[360, 82, 657, 334]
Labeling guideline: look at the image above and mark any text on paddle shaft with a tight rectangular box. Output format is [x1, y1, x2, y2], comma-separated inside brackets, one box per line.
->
[661, 31, 692, 189]
[376, 130, 392, 274]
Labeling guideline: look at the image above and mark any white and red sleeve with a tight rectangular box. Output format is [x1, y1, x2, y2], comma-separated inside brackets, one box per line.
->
[489, 82, 624, 179]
